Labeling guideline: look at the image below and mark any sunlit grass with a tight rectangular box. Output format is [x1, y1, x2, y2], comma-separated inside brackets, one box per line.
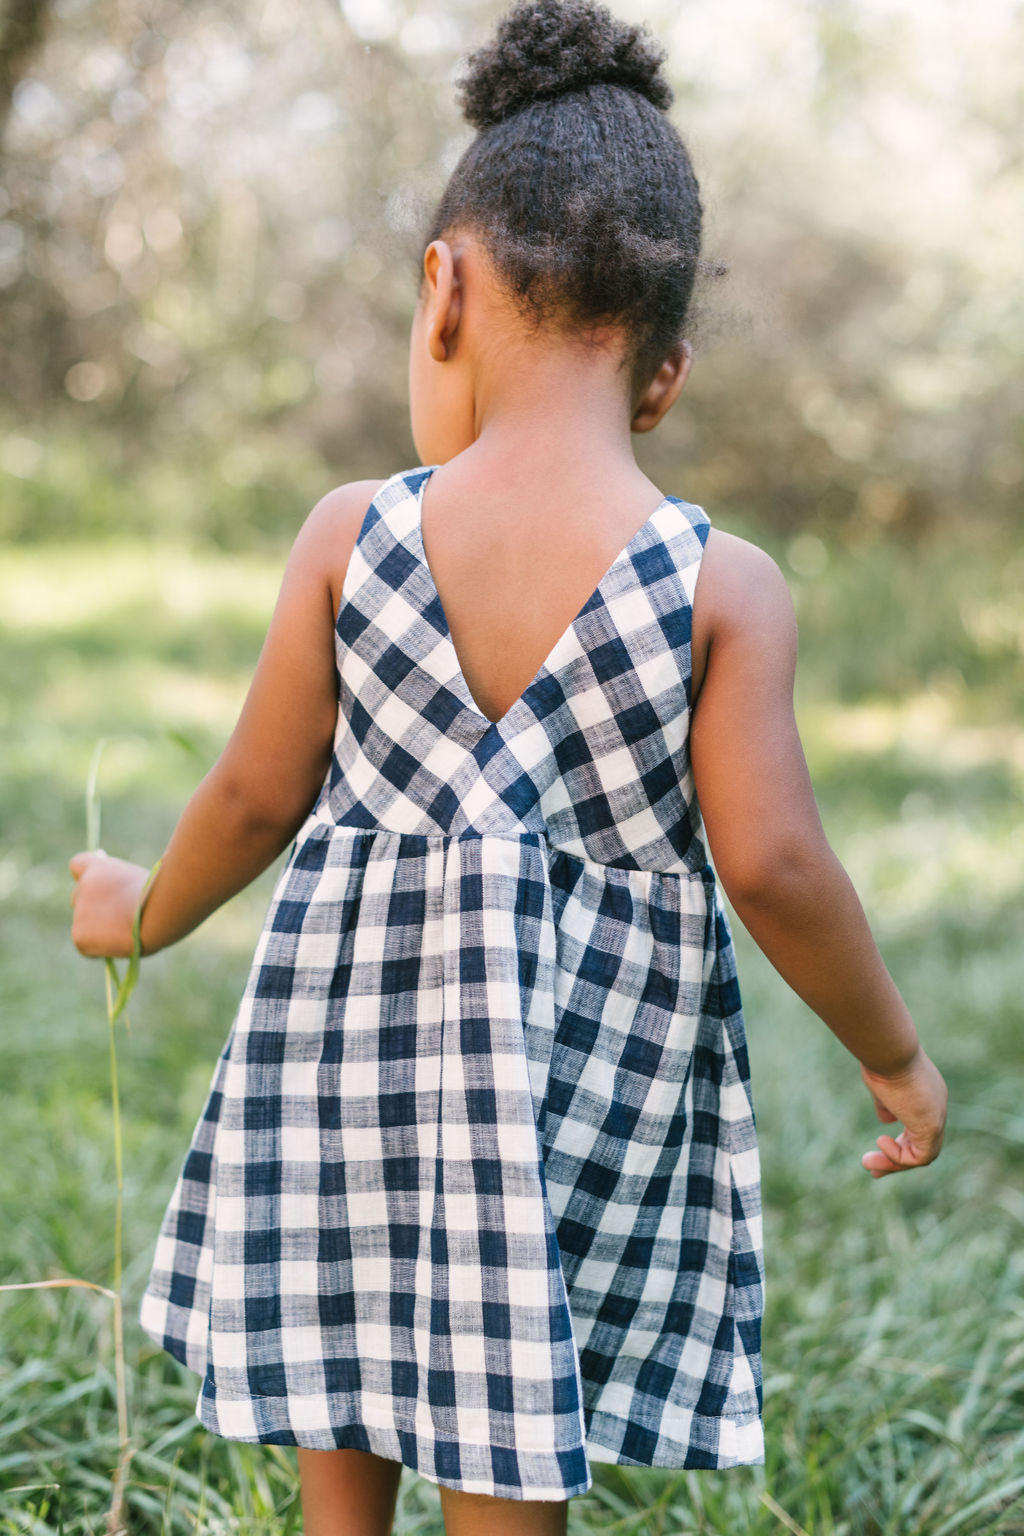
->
[2, 530, 1022, 1533]
[0, 740, 166, 1534]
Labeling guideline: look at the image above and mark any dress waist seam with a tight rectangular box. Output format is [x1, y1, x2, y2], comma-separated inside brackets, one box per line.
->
[296, 817, 712, 881]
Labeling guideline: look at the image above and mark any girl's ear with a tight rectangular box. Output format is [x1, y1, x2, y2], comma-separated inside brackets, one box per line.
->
[631, 340, 692, 433]
[422, 240, 462, 363]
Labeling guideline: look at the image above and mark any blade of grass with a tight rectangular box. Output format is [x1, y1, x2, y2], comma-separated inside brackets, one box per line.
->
[86, 740, 130, 1027]
[159, 1446, 184, 1536]
[83, 737, 151, 1534]
[759, 1490, 811, 1536]
[85, 739, 107, 857]
[165, 728, 203, 758]
[108, 858, 163, 1028]
[929, 1477, 1024, 1536]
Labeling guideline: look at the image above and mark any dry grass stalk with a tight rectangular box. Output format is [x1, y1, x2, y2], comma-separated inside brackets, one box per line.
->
[1, 739, 160, 1534]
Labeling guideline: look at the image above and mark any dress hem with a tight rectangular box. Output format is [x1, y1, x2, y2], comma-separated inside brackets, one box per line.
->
[196, 1384, 594, 1501]
[191, 1382, 765, 1497]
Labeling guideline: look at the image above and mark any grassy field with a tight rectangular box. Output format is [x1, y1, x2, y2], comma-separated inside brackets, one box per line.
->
[1, 522, 1023, 1535]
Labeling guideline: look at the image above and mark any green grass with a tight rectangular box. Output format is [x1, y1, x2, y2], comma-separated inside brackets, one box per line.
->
[1, 527, 1023, 1534]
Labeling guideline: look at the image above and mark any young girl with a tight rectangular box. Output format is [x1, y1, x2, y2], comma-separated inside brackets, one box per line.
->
[69, 1, 948, 1532]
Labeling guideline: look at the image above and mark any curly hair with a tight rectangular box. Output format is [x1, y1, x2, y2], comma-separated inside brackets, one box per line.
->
[420, 0, 706, 396]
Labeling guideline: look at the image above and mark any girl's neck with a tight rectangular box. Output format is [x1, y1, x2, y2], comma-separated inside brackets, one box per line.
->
[435, 426, 654, 510]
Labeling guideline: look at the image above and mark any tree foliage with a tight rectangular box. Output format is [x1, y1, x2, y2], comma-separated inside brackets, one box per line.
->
[1, 0, 1021, 543]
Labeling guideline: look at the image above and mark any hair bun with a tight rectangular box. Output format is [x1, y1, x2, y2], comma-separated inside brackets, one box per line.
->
[457, 0, 673, 131]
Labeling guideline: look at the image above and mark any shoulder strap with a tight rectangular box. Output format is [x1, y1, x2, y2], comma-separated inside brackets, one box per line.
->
[336, 468, 426, 618]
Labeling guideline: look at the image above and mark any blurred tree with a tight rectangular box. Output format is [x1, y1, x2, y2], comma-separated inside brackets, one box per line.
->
[0, 0, 51, 132]
[0, 0, 1020, 545]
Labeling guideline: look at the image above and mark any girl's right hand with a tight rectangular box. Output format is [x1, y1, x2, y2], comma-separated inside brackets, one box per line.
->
[69, 849, 151, 958]
[859, 1050, 948, 1177]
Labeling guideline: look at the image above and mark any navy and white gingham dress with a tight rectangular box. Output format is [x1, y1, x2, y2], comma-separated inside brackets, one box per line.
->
[139, 464, 765, 1501]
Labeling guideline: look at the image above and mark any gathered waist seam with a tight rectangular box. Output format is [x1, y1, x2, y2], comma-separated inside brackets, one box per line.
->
[295, 816, 712, 882]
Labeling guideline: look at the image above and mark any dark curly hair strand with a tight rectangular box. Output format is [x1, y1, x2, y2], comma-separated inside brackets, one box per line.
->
[420, 0, 707, 397]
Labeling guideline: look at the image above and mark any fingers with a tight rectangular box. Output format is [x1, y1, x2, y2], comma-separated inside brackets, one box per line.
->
[859, 1053, 948, 1179]
[68, 848, 107, 879]
[68, 852, 147, 959]
[69, 849, 108, 914]
[862, 1136, 904, 1177]
[861, 1128, 941, 1178]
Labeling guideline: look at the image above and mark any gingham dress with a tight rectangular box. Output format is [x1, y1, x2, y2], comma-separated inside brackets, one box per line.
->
[139, 464, 765, 1501]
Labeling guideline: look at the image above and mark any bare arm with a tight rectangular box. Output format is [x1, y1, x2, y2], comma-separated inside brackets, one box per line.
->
[689, 530, 947, 1174]
[69, 479, 383, 957]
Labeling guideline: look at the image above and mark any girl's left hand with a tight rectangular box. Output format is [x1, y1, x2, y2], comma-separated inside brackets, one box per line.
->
[69, 850, 150, 958]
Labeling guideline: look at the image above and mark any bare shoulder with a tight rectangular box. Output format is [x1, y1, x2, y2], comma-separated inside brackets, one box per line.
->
[691, 527, 796, 696]
[698, 528, 793, 625]
[289, 478, 387, 616]
[301, 477, 388, 547]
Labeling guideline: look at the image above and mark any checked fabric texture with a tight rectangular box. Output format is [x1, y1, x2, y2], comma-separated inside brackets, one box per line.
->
[139, 465, 765, 1501]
